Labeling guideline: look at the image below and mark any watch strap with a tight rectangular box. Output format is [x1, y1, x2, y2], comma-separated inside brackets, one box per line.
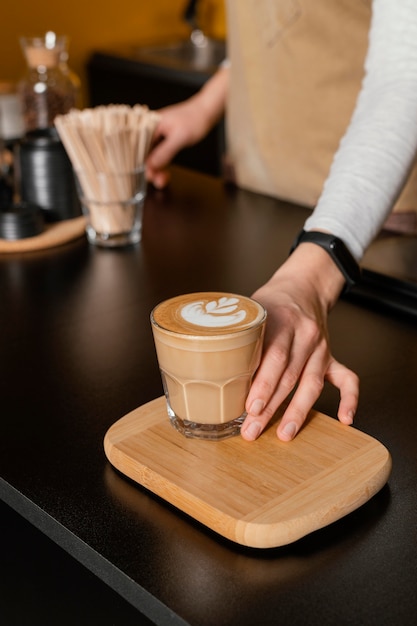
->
[290, 230, 361, 290]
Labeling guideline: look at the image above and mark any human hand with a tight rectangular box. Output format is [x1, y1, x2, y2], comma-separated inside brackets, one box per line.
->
[241, 243, 359, 442]
[146, 65, 228, 189]
[146, 100, 211, 189]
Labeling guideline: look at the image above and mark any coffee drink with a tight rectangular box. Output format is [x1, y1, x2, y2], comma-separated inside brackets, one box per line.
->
[151, 292, 266, 440]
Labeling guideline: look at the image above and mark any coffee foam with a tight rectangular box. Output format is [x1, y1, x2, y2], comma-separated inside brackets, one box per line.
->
[152, 292, 265, 336]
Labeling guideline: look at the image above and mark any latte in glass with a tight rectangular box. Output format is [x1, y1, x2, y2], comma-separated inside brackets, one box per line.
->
[151, 292, 266, 440]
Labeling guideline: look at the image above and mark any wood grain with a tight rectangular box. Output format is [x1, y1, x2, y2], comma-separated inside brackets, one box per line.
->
[104, 397, 391, 548]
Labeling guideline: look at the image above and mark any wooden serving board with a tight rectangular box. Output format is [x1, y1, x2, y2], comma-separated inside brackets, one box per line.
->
[104, 396, 391, 549]
[0, 216, 86, 253]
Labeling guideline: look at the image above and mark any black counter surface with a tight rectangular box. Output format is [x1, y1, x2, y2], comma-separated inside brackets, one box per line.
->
[1, 167, 417, 626]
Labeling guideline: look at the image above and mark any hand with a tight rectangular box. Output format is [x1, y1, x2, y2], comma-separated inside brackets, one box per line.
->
[146, 65, 229, 188]
[146, 100, 211, 189]
[241, 242, 359, 442]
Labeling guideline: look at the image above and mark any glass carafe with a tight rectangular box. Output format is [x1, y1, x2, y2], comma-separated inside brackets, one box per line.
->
[18, 31, 80, 132]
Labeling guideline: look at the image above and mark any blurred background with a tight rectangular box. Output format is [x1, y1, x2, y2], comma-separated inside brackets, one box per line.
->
[0, 0, 226, 106]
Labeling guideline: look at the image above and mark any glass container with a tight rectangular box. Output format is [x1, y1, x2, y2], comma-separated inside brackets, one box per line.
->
[18, 31, 80, 132]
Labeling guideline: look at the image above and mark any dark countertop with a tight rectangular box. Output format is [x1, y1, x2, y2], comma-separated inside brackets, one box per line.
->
[1, 167, 417, 626]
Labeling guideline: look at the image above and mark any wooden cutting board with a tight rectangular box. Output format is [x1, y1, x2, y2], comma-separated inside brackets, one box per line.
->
[104, 396, 391, 549]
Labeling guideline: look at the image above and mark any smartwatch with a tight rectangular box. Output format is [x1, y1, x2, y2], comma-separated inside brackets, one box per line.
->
[290, 229, 361, 290]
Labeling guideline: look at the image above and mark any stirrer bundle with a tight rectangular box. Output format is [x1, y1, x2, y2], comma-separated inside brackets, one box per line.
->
[54, 104, 160, 238]
[54, 104, 160, 175]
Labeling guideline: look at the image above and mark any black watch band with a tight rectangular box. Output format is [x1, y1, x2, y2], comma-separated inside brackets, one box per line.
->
[290, 230, 361, 290]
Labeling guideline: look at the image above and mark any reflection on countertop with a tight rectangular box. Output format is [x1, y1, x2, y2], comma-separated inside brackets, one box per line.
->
[351, 232, 417, 317]
[362, 233, 417, 284]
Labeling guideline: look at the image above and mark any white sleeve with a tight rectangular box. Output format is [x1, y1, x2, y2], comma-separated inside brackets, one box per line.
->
[304, 0, 417, 261]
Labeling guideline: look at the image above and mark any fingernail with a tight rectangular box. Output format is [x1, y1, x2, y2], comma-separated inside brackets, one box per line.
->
[248, 399, 265, 416]
[346, 410, 355, 424]
[242, 421, 262, 441]
[281, 421, 297, 440]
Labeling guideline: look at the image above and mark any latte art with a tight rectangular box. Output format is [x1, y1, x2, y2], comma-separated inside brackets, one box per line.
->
[152, 292, 265, 336]
[181, 297, 247, 328]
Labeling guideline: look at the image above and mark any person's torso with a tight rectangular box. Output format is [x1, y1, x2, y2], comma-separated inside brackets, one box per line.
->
[225, 0, 417, 223]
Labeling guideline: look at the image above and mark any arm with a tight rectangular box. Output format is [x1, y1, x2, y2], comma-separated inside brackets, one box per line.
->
[146, 64, 229, 188]
[305, 0, 417, 260]
[242, 0, 417, 441]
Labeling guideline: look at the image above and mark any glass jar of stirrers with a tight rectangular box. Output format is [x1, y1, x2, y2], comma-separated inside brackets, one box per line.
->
[55, 105, 160, 247]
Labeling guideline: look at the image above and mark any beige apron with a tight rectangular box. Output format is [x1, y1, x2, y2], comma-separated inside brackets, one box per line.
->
[225, 0, 417, 231]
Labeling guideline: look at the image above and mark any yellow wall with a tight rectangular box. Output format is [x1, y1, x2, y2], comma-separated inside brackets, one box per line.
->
[1, 0, 226, 104]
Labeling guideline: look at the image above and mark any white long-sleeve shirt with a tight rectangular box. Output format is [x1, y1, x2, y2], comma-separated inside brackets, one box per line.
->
[226, 0, 417, 261]
[304, 0, 417, 260]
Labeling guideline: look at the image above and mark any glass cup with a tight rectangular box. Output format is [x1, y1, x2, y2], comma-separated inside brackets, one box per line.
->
[151, 292, 267, 440]
[19, 32, 80, 132]
[75, 167, 146, 247]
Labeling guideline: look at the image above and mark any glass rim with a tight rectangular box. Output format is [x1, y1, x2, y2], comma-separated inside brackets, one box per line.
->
[150, 294, 267, 339]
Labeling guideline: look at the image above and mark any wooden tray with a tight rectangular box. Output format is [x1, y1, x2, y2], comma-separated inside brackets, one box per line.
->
[104, 396, 391, 549]
[0, 216, 86, 253]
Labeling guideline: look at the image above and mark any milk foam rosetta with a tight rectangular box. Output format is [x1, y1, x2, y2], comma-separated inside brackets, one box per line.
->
[181, 296, 247, 328]
[152, 292, 265, 335]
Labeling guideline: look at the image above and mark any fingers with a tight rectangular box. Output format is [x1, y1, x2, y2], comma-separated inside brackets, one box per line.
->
[146, 128, 183, 188]
[274, 342, 331, 441]
[241, 341, 359, 443]
[275, 355, 358, 441]
[241, 319, 322, 441]
[147, 132, 182, 172]
[145, 110, 191, 188]
[326, 359, 359, 424]
[276, 354, 326, 442]
[146, 165, 171, 189]
[146, 97, 216, 188]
